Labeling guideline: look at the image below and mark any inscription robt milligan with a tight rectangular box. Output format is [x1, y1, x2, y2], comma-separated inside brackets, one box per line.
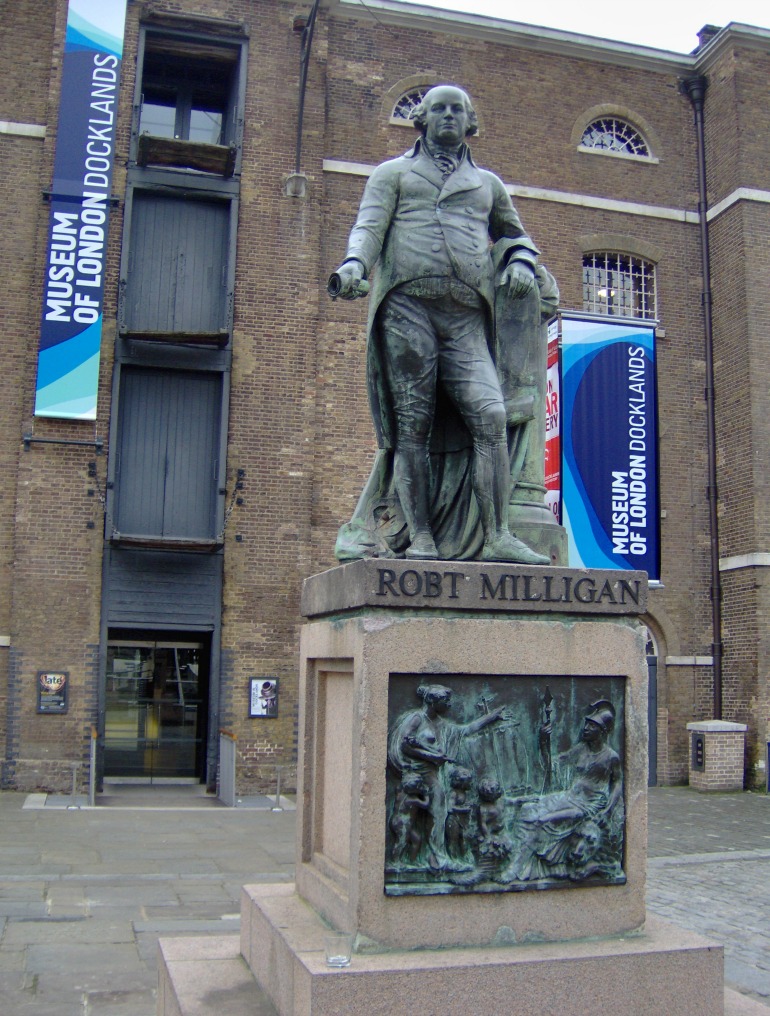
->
[300, 560, 648, 619]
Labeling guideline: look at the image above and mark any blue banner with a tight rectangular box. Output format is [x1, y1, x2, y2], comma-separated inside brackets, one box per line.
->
[561, 316, 659, 579]
[35, 0, 127, 419]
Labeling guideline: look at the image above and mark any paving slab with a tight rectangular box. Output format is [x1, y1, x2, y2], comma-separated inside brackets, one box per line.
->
[84, 988, 159, 1015]
[26, 941, 150, 983]
[3, 918, 135, 946]
[0, 883, 47, 898]
[0, 901, 49, 919]
[0, 947, 26, 971]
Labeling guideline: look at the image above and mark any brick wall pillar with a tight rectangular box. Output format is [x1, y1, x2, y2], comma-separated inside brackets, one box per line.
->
[687, 720, 747, 791]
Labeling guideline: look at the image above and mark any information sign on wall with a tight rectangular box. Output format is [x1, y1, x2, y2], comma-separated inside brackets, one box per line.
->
[560, 315, 659, 579]
[35, 0, 128, 419]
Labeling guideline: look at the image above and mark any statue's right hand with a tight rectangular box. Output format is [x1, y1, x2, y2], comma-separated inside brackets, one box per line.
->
[329, 260, 367, 300]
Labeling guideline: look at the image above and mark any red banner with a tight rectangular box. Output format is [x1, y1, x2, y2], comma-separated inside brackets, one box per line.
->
[544, 320, 561, 522]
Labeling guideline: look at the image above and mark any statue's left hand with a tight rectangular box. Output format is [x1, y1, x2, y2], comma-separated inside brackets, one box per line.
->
[499, 261, 537, 299]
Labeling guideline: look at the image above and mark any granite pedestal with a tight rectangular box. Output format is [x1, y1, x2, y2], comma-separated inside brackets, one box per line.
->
[239, 560, 725, 1015]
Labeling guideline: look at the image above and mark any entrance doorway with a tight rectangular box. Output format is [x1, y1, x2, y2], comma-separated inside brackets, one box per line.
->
[104, 638, 209, 782]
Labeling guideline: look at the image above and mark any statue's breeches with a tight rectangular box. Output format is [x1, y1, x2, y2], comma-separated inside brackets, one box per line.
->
[380, 290, 507, 446]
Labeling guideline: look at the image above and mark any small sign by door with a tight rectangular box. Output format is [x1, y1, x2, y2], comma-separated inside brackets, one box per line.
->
[37, 671, 68, 714]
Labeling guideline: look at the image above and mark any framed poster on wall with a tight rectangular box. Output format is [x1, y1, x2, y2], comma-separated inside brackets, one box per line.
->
[249, 677, 278, 718]
[37, 671, 69, 714]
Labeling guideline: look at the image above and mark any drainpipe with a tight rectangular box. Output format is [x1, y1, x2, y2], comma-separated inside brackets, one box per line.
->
[681, 75, 723, 719]
[294, 0, 322, 176]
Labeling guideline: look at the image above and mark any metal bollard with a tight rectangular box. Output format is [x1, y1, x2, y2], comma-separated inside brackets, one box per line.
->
[272, 765, 284, 811]
[88, 726, 98, 807]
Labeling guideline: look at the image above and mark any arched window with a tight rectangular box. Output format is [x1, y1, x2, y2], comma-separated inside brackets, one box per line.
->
[580, 118, 650, 158]
[390, 86, 431, 125]
[582, 252, 656, 319]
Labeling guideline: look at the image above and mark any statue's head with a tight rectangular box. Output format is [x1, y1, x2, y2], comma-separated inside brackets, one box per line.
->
[401, 771, 426, 794]
[569, 820, 602, 864]
[416, 683, 452, 711]
[412, 84, 479, 140]
[582, 700, 615, 742]
[477, 777, 502, 802]
[585, 700, 615, 731]
[448, 765, 473, 790]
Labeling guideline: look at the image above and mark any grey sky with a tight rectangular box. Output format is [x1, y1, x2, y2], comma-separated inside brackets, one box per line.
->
[396, 0, 770, 53]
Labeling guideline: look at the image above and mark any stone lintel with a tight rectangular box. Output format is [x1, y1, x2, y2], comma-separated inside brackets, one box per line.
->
[302, 559, 647, 618]
[687, 720, 748, 733]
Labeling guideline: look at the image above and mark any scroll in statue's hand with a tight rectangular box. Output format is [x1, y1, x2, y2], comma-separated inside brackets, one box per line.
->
[328, 259, 370, 300]
[498, 260, 537, 300]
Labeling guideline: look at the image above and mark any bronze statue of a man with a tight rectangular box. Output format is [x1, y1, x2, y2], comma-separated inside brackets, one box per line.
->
[332, 85, 555, 564]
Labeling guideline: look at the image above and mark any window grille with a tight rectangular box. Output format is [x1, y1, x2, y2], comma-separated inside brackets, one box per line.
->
[580, 118, 650, 157]
[582, 253, 656, 319]
[391, 86, 431, 123]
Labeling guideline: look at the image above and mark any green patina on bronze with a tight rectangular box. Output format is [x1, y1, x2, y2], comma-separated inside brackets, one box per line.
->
[385, 675, 626, 895]
[330, 85, 562, 565]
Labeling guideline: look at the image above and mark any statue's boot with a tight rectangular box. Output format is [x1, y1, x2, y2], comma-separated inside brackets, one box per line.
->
[473, 437, 550, 565]
[393, 443, 439, 560]
[405, 531, 439, 560]
[482, 532, 549, 565]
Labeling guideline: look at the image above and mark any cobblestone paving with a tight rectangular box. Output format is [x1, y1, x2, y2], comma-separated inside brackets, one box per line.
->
[647, 787, 770, 1007]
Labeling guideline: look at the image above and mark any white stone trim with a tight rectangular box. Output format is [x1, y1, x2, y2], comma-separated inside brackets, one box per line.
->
[577, 145, 660, 166]
[686, 720, 747, 732]
[706, 187, 770, 223]
[719, 552, 770, 572]
[322, 160, 698, 223]
[508, 183, 695, 222]
[323, 159, 373, 177]
[0, 121, 46, 138]
[0, 635, 9, 647]
[665, 655, 713, 666]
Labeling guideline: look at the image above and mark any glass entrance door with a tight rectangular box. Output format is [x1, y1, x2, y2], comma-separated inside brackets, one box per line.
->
[104, 641, 207, 781]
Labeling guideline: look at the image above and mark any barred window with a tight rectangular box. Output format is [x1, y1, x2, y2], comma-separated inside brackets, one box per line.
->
[582, 253, 656, 319]
[580, 118, 649, 157]
[391, 86, 431, 124]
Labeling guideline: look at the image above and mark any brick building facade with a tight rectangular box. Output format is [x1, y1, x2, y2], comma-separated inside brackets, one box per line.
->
[1, 0, 768, 793]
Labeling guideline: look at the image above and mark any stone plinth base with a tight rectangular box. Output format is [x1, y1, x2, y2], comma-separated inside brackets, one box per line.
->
[296, 566, 650, 949]
[240, 882, 724, 1016]
[687, 720, 747, 791]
